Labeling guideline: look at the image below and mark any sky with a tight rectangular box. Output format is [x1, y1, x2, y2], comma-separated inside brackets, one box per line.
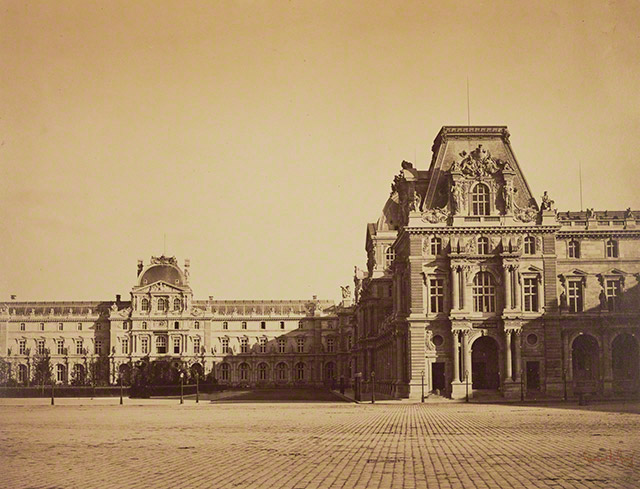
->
[1, 0, 639, 302]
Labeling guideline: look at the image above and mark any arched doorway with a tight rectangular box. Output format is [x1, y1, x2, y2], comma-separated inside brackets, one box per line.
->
[275, 362, 288, 383]
[572, 334, 599, 381]
[189, 362, 203, 382]
[612, 333, 639, 391]
[471, 336, 499, 389]
[72, 364, 86, 385]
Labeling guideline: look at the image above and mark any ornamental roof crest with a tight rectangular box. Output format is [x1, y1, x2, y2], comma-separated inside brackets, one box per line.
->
[150, 255, 178, 266]
[451, 144, 509, 178]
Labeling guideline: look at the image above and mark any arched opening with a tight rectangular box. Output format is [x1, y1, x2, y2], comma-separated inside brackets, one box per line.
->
[324, 362, 335, 382]
[190, 362, 203, 382]
[275, 362, 288, 382]
[219, 363, 230, 382]
[72, 364, 86, 385]
[295, 362, 305, 382]
[612, 334, 639, 391]
[17, 364, 28, 385]
[56, 364, 67, 384]
[471, 183, 490, 216]
[471, 336, 499, 389]
[572, 334, 599, 381]
[238, 363, 250, 382]
[257, 362, 269, 382]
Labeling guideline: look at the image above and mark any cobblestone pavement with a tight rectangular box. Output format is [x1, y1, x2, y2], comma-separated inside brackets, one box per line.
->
[0, 398, 638, 489]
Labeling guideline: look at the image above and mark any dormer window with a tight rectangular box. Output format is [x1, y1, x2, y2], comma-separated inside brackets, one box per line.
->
[524, 236, 536, 255]
[568, 240, 580, 258]
[477, 237, 490, 255]
[430, 237, 442, 256]
[173, 298, 181, 311]
[385, 246, 395, 267]
[141, 298, 150, 312]
[157, 298, 166, 311]
[471, 183, 490, 216]
[606, 239, 618, 258]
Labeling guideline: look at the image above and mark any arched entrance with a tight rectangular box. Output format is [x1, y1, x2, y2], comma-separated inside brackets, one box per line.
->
[572, 334, 599, 381]
[471, 336, 499, 389]
[612, 333, 639, 391]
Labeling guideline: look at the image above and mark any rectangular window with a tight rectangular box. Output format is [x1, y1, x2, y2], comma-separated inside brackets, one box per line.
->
[280, 321, 285, 329]
[223, 321, 228, 330]
[260, 321, 266, 330]
[259, 337, 267, 353]
[193, 337, 201, 354]
[20, 323, 25, 331]
[298, 321, 303, 329]
[567, 280, 583, 313]
[278, 338, 286, 353]
[57, 339, 64, 355]
[19, 339, 26, 355]
[122, 338, 129, 355]
[58, 323, 64, 331]
[39, 323, 44, 331]
[606, 240, 619, 258]
[194, 321, 200, 330]
[429, 278, 444, 313]
[297, 337, 304, 353]
[327, 337, 335, 353]
[523, 278, 539, 312]
[240, 337, 248, 353]
[77, 323, 83, 331]
[141, 337, 149, 354]
[173, 337, 180, 354]
[95, 340, 103, 355]
[222, 338, 229, 354]
[605, 279, 622, 311]
[37, 339, 45, 355]
[76, 339, 83, 355]
[242, 321, 247, 330]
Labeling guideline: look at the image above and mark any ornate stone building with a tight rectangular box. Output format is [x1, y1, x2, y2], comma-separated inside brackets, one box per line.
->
[0, 255, 353, 387]
[351, 126, 640, 400]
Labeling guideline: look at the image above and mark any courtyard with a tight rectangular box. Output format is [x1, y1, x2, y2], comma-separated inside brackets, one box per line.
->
[0, 396, 638, 489]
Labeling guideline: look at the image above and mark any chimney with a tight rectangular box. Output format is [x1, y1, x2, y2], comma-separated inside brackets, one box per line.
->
[10, 295, 16, 301]
[137, 260, 143, 276]
[116, 294, 121, 303]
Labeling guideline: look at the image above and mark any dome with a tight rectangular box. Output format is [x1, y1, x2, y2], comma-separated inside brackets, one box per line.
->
[139, 264, 185, 287]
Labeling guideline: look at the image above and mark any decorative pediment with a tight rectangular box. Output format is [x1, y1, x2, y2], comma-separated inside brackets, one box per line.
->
[109, 306, 132, 319]
[150, 255, 178, 266]
[450, 144, 510, 178]
[135, 281, 186, 293]
[523, 265, 543, 274]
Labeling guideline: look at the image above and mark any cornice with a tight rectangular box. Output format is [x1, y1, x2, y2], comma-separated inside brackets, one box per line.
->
[556, 229, 640, 239]
[402, 225, 560, 235]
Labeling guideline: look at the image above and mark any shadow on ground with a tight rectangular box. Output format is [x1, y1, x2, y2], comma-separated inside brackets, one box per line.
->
[195, 388, 346, 403]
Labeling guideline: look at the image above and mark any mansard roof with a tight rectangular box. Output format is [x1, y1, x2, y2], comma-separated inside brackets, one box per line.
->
[137, 256, 187, 288]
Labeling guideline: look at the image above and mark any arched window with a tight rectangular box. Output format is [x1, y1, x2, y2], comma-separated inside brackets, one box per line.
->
[156, 336, 167, 354]
[17, 364, 28, 384]
[56, 364, 66, 383]
[194, 321, 200, 330]
[142, 321, 147, 330]
[524, 236, 536, 255]
[385, 246, 395, 267]
[276, 362, 288, 381]
[173, 298, 181, 311]
[72, 364, 85, 385]
[430, 237, 442, 256]
[295, 362, 305, 381]
[471, 184, 490, 216]
[141, 298, 150, 312]
[606, 239, 618, 258]
[477, 237, 490, 255]
[220, 363, 230, 381]
[239, 363, 249, 381]
[157, 298, 166, 311]
[473, 272, 496, 313]
[568, 240, 580, 258]
[258, 363, 268, 381]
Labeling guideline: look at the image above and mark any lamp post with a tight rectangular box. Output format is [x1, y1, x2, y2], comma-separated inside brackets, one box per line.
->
[180, 371, 184, 404]
[421, 370, 425, 403]
[371, 371, 375, 404]
[119, 371, 123, 405]
[51, 372, 55, 406]
[196, 371, 199, 404]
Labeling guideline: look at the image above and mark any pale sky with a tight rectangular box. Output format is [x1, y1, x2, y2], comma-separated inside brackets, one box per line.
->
[1, 0, 639, 302]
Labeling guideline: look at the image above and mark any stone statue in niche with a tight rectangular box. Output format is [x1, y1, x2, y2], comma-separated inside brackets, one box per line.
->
[502, 180, 514, 212]
[451, 181, 465, 213]
[540, 191, 555, 211]
[413, 191, 422, 212]
[421, 207, 450, 224]
[425, 330, 436, 351]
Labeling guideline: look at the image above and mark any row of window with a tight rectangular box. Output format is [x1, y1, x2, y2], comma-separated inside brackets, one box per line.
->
[221, 320, 297, 330]
[18, 338, 89, 356]
[140, 297, 183, 312]
[220, 337, 335, 354]
[564, 279, 622, 312]
[130, 321, 200, 330]
[568, 239, 619, 258]
[18, 322, 90, 332]
[218, 361, 321, 382]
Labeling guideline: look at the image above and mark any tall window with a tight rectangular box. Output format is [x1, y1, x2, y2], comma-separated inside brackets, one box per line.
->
[259, 337, 267, 353]
[385, 246, 395, 267]
[524, 236, 536, 255]
[141, 298, 150, 312]
[606, 239, 618, 258]
[19, 339, 26, 355]
[523, 278, 539, 312]
[173, 298, 181, 311]
[260, 321, 266, 330]
[298, 321, 303, 329]
[280, 321, 285, 330]
[122, 338, 129, 355]
[430, 237, 442, 255]
[295, 362, 305, 381]
[173, 337, 180, 354]
[472, 272, 496, 313]
[568, 240, 580, 258]
[258, 363, 268, 381]
[20, 323, 25, 331]
[239, 363, 249, 381]
[194, 321, 200, 330]
[477, 237, 490, 255]
[76, 339, 83, 355]
[241, 321, 247, 330]
[276, 362, 287, 381]
[429, 278, 445, 313]
[37, 339, 46, 355]
[220, 363, 230, 381]
[567, 280, 583, 312]
[221, 338, 230, 354]
[240, 337, 248, 353]
[471, 184, 490, 216]
[605, 279, 622, 311]
[174, 321, 180, 330]
[327, 337, 335, 353]
[141, 337, 149, 354]
[56, 364, 66, 383]
[142, 321, 147, 330]
[156, 336, 167, 354]
[222, 321, 228, 330]
[157, 298, 166, 311]
[278, 338, 286, 353]
[57, 339, 65, 355]
[18, 364, 28, 383]
[297, 337, 304, 353]
[95, 340, 103, 355]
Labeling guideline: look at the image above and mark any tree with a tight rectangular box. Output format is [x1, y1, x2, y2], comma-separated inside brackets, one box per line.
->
[0, 359, 11, 386]
[32, 348, 53, 387]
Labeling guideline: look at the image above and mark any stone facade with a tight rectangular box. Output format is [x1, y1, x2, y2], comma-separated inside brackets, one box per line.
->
[351, 126, 640, 400]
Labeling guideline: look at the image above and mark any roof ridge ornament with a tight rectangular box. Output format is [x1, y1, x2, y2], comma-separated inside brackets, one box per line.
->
[150, 255, 178, 266]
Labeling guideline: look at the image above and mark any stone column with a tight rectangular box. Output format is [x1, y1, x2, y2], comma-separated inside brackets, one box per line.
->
[451, 266, 459, 311]
[503, 265, 512, 310]
[462, 331, 471, 384]
[452, 331, 460, 383]
[505, 330, 512, 380]
[514, 331, 522, 380]
[513, 269, 521, 311]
